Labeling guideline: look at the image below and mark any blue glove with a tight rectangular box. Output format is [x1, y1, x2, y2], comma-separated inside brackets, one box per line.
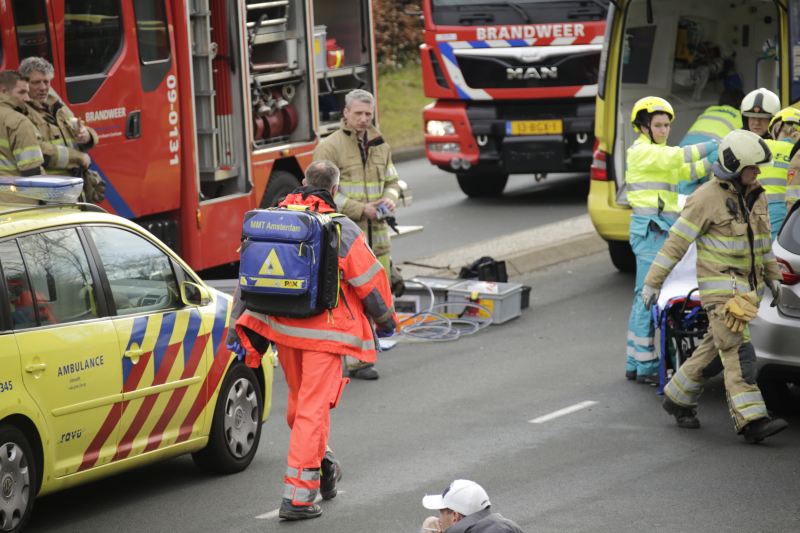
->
[375, 328, 394, 338]
[707, 148, 719, 164]
[227, 342, 247, 360]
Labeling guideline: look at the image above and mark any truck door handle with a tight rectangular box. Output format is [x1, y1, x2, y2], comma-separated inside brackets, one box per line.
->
[124, 350, 143, 364]
[25, 363, 47, 373]
[126, 111, 141, 139]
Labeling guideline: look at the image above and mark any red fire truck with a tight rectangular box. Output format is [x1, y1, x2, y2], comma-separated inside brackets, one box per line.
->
[3, 0, 378, 272]
[400, 0, 606, 197]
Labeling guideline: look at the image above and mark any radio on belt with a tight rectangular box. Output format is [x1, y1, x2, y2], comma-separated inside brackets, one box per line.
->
[0, 176, 84, 203]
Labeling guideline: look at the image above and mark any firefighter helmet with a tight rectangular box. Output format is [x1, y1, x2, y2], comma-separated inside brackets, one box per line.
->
[630, 97, 674, 133]
[741, 89, 781, 118]
[717, 130, 773, 179]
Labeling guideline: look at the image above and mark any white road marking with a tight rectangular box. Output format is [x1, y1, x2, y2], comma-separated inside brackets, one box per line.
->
[256, 492, 344, 519]
[529, 401, 598, 424]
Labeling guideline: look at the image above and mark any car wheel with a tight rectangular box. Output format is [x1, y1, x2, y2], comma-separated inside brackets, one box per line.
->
[456, 173, 508, 197]
[608, 240, 636, 273]
[192, 363, 263, 474]
[0, 424, 35, 533]
[260, 170, 301, 208]
[757, 377, 800, 415]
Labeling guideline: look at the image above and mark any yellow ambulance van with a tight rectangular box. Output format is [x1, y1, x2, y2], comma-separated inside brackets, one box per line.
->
[589, 0, 793, 271]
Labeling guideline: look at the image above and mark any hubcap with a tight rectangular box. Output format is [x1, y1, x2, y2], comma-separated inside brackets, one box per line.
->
[223, 378, 259, 458]
[0, 443, 30, 532]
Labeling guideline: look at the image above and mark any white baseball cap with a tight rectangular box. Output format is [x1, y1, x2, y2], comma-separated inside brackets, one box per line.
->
[422, 480, 491, 516]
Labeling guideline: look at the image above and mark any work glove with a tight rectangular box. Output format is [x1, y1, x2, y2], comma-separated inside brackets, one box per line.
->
[769, 279, 783, 307]
[723, 294, 759, 333]
[227, 341, 248, 361]
[375, 328, 394, 339]
[641, 284, 660, 310]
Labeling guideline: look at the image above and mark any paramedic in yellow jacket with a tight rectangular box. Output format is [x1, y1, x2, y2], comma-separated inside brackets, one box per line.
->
[786, 145, 800, 211]
[0, 71, 45, 204]
[312, 89, 400, 380]
[625, 97, 718, 385]
[759, 107, 800, 239]
[641, 129, 787, 443]
[19, 57, 96, 176]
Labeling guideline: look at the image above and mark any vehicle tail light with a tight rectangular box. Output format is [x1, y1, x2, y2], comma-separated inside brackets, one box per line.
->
[590, 148, 608, 181]
[776, 257, 800, 285]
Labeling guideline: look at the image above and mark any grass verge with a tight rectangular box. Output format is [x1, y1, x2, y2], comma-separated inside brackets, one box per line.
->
[377, 65, 432, 149]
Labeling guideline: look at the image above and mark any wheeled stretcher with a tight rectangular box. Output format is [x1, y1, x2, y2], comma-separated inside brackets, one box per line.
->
[652, 244, 709, 393]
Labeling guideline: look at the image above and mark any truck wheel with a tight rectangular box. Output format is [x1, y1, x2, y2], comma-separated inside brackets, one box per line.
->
[260, 170, 301, 208]
[0, 424, 35, 533]
[192, 363, 263, 475]
[608, 240, 636, 273]
[456, 173, 508, 197]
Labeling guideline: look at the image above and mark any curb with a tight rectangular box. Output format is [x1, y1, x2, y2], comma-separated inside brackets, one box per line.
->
[392, 145, 426, 164]
[400, 214, 608, 280]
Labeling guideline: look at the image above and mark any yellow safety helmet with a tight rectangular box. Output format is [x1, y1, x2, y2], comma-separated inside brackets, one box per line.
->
[630, 97, 675, 133]
[769, 107, 800, 132]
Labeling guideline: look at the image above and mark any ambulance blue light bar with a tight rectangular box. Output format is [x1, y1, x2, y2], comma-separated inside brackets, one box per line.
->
[0, 176, 84, 203]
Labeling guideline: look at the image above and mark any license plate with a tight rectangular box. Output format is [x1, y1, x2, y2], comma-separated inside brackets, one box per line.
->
[506, 120, 563, 136]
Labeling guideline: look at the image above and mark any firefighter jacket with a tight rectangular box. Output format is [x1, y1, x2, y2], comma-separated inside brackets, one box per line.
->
[759, 138, 794, 203]
[644, 173, 784, 308]
[679, 105, 743, 146]
[784, 143, 800, 210]
[231, 186, 398, 365]
[312, 118, 401, 256]
[26, 94, 98, 175]
[0, 92, 46, 179]
[626, 134, 716, 235]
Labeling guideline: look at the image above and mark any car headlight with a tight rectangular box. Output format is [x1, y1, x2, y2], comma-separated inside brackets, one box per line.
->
[426, 120, 456, 136]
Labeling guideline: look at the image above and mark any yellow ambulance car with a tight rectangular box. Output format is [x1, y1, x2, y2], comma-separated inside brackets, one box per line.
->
[0, 178, 272, 531]
[589, 0, 794, 271]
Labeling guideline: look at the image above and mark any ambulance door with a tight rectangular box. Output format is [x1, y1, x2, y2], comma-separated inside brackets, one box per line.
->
[51, 0, 181, 220]
[4, 229, 123, 477]
[83, 225, 207, 460]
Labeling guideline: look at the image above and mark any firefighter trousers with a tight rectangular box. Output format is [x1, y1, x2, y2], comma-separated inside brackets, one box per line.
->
[664, 305, 769, 432]
[627, 226, 667, 376]
[277, 343, 349, 506]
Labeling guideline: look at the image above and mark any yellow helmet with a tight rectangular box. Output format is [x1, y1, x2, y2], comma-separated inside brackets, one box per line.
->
[769, 107, 800, 132]
[631, 97, 675, 133]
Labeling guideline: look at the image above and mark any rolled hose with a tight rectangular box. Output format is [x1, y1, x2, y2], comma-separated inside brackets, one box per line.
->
[393, 278, 493, 342]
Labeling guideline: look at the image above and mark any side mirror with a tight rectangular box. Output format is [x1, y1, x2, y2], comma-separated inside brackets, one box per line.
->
[181, 281, 211, 307]
[398, 180, 413, 206]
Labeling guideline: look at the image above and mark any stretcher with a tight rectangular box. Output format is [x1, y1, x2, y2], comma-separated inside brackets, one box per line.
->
[652, 243, 709, 393]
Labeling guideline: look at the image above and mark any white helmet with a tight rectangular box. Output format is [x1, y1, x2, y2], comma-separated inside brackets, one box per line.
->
[741, 88, 781, 118]
[718, 129, 773, 180]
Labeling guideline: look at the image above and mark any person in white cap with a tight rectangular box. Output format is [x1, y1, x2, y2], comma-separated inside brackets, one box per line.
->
[420, 480, 524, 533]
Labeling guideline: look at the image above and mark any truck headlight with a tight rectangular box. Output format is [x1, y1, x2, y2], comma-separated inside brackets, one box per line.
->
[426, 120, 455, 136]
[428, 142, 460, 152]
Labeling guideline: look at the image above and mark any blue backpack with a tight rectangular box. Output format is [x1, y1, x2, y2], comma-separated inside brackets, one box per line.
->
[239, 206, 343, 318]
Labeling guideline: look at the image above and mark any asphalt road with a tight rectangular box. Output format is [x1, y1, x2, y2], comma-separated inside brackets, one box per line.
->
[389, 160, 590, 262]
[29, 252, 800, 533]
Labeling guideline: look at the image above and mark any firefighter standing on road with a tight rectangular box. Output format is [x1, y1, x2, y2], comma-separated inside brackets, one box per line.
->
[312, 89, 401, 380]
[18, 57, 102, 201]
[625, 97, 719, 385]
[641, 129, 788, 443]
[227, 160, 398, 520]
[0, 70, 45, 204]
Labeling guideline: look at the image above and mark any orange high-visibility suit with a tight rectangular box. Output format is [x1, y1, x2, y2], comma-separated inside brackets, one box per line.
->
[230, 186, 397, 506]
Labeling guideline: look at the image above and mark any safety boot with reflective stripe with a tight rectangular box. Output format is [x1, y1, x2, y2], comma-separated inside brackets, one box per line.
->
[662, 396, 700, 429]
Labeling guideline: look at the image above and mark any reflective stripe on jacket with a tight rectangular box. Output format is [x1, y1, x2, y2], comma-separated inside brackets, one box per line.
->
[679, 105, 743, 146]
[626, 134, 714, 220]
[0, 92, 44, 179]
[312, 119, 401, 256]
[232, 187, 398, 363]
[759, 138, 794, 203]
[645, 176, 784, 308]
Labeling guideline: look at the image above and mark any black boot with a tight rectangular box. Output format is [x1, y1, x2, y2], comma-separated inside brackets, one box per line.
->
[662, 397, 700, 429]
[637, 373, 659, 386]
[320, 450, 342, 500]
[350, 364, 379, 380]
[625, 370, 637, 381]
[741, 417, 788, 444]
[278, 499, 322, 521]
